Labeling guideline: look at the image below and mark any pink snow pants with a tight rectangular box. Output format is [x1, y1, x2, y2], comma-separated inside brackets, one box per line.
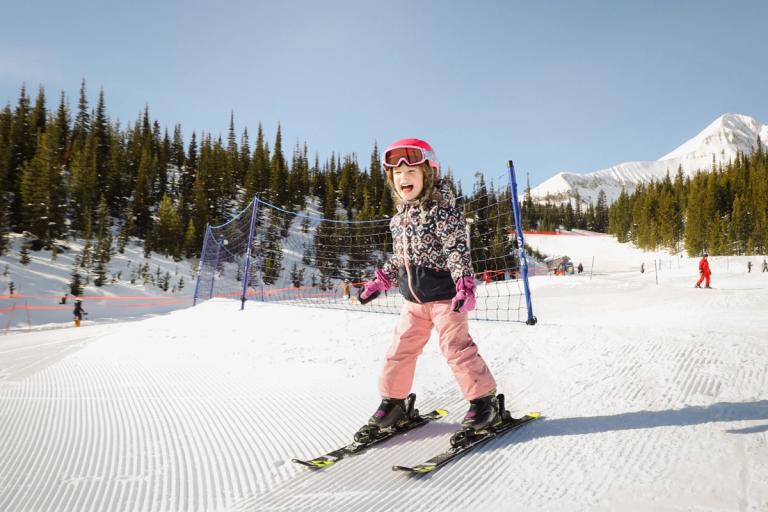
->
[378, 300, 497, 401]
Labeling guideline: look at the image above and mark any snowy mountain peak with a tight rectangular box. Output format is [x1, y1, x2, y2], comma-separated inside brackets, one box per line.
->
[530, 113, 767, 206]
[660, 113, 765, 161]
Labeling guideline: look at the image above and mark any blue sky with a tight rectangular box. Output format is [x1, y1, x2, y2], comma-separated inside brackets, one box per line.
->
[2, 0, 766, 190]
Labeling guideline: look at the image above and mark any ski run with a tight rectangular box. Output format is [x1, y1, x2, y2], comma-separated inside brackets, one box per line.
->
[1, 231, 767, 511]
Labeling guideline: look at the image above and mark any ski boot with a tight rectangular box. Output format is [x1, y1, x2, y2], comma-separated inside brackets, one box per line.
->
[451, 393, 508, 448]
[354, 393, 417, 443]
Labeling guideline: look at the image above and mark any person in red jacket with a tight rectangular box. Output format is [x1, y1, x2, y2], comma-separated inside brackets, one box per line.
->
[695, 253, 711, 288]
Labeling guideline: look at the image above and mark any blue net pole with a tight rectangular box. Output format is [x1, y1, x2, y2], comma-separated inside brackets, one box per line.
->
[507, 160, 537, 325]
[192, 224, 211, 306]
[240, 197, 259, 310]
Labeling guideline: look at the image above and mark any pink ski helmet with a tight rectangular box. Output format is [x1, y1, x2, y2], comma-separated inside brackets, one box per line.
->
[383, 138, 439, 177]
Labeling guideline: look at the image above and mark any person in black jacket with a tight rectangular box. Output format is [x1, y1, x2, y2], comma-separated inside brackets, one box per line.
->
[73, 299, 86, 327]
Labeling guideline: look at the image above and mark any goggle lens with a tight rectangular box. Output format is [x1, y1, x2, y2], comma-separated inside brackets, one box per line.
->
[383, 147, 427, 168]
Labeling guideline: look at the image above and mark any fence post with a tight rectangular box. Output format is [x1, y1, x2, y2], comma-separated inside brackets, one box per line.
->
[24, 301, 31, 330]
[208, 241, 221, 300]
[4, 302, 16, 334]
[192, 224, 211, 306]
[240, 197, 260, 310]
[507, 160, 537, 325]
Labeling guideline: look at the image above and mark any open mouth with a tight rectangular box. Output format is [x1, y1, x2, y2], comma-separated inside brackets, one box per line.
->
[400, 185, 414, 194]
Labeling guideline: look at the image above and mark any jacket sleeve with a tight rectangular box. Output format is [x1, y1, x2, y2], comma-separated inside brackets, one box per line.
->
[435, 205, 474, 283]
[380, 216, 403, 284]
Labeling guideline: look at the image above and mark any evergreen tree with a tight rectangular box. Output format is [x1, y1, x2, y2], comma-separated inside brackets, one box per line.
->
[269, 124, 289, 206]
[92, 89, 111, 193]
[608, 189, 631, 243]
[594, 189, 609, 232]
[368, 142, 384, 215]
[191, 152, 210, 250]
[29, 86, 47, 154]
[69, 134, 99, 231]
[72, 79, 90, 151]
[51, 92, 71, 166]
[94, 195, 113, 268]
[245, 124, 268, 200]
[117, 213, 130, 254]
[573, 190, 584, 229]
[8, 84, 33, 227]
[69, 264, 84, 296]
[261, 214, 283, 285]
[322, 164, 337, 219]
[20, 129, 62, 244]
[0, 104, 13, 217]
[106, 123, 127, 215]
[338, 154, 356, 214]
[468, 173, 491, 272]
[154, 194, 183, 259]
[290, 263, 304, 288]
[226, 112, 241, 187]
[19, 245, 31, 265]
[183, 219, 197, 259]
[521, 175, 537, 229]
[169, 124, 186, 199]
[179, 131, 198, 215]
[0, 201, 8, 256]
[129, 147, 156, 238]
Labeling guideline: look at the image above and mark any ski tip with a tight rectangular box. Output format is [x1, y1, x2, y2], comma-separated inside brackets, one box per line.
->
[435, 409, 449, 417]
[527, 411, 542, 419]
[392, 464, 435, 474]
[292, 458, 335, 469]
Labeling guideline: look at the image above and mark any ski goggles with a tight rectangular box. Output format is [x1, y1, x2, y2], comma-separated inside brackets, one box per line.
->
[383, 146, 436, 169]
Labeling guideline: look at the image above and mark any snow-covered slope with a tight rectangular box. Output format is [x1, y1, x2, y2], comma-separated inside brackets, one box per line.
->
[530, 113, 768, 206]
[0, 234, 195, 330]
[1, 232, 767, 511]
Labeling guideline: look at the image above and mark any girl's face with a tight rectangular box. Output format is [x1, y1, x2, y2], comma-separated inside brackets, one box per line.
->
[392, 163, 424, 201]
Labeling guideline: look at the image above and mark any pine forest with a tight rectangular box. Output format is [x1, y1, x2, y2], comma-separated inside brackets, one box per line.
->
[1, 81, 766, 290]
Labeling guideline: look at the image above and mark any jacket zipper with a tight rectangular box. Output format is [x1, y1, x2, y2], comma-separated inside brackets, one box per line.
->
[401, 205, 423, 303]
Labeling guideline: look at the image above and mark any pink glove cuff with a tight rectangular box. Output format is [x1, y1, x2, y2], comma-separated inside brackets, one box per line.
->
[456, 275, 475, 293]
[451, 276, 476, 313]
[374, 269, 392, 290]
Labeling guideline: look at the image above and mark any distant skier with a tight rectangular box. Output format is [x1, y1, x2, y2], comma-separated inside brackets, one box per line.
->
[762, 257, 768, 272]
[340, 279, 351, 302]
[577, 262, 583, 274]
[747, 261, 752, 273]
[640, 262, 645, 274]
[358, 138, 501, 433]
[695, 253, 712, 289]
[73, 298, 86, 327]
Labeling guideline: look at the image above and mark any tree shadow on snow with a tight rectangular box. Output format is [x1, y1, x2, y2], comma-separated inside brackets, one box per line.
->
[512, 400, 768, 442]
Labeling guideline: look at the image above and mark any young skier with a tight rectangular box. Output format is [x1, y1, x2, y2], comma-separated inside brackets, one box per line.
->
[73, 298, 86, 327]
[358, 138, 500, 432]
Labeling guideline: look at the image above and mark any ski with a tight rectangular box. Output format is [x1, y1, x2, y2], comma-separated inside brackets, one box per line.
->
[393, 407, 541, 475]
[292, 395, 447, 470]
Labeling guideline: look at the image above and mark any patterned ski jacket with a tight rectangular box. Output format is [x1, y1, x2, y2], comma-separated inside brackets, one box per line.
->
[381, 179, 474, 303]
